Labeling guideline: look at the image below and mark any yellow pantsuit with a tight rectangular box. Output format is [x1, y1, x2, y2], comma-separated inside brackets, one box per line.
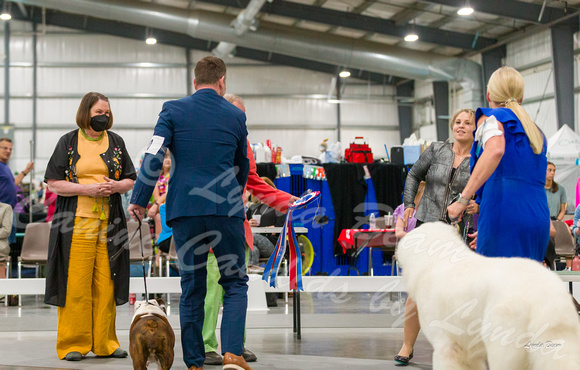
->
[56, 217, 120, 359]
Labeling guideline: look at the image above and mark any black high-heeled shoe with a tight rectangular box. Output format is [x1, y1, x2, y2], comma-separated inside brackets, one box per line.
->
[394, 351, 414, 366]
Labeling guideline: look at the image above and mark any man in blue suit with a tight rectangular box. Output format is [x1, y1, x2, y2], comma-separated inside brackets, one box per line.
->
[128, 56, 251, 370]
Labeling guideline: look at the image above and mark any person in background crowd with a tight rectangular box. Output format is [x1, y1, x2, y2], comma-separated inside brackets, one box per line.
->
[44, 92, 136, 361]
[155, 202, 173, 254]
[0, 137, 34, 246]
[0, 138, 34, 191]
[545, 161, 567, 221]
[247, 177, 286, 228]
[393, 181, 425, 240]
[573, 204, 580, 244]
[395, 108, 477, 366]
[147, 151, 171, 240]
[44, 187, 57, 222]
[544, 221, 557, 270]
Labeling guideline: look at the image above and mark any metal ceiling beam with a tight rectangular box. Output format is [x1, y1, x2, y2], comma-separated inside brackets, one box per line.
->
[481, 46, 505, 106]
[433, 81, 449, 141]
[9, 6, 393, 85]
[291, 0, 325, 27]
[311, 0, 328, 7]
[391, 2, 434, 26]
[470, 19, 510, 36]
[428, 14, 453, 28]
[319, 0, 378, 36]
[419, 0, 570, 24]
[198, 0, 497, 50]
[551, 18, 578, 129]
[465, 8, 580, 58]
[397, 80, 414, 143]
[351, 0, 377, 15]
[15, 1, 27, 17]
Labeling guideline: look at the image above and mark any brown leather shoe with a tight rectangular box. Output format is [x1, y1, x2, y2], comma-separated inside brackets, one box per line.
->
[223, 352, 252, 370]
[188, 366, 203, 370]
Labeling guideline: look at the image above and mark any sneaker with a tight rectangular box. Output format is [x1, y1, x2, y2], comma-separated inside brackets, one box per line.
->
[204, 351, 223, 365]
[242, 348, 257, 362]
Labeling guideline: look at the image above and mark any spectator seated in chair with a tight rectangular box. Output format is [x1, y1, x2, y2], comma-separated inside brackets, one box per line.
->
[246, 177, 286, 267]
[544, 220, 557, 270]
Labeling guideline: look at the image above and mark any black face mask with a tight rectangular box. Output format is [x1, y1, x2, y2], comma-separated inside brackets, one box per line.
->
[90, 114, 109, 132]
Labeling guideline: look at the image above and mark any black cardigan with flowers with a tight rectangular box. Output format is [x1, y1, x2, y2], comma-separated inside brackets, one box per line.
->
[43, 129, 136, 307]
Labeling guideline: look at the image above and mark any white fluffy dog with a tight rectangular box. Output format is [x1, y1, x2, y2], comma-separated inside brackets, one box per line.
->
[396, 222, 580, 370]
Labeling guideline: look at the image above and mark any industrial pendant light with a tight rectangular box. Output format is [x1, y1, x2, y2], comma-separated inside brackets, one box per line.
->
[404, 19, 418, 42]
[457, 1, 474, 16]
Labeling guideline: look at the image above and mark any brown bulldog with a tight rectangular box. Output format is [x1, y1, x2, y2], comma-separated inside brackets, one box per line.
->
[129, 298, 175, 370]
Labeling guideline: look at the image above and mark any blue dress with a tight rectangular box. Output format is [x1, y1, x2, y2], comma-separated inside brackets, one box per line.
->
[473, 108, 550, 262]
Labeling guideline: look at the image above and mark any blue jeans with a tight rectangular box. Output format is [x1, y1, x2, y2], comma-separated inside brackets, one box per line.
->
[172, 216, 248, 368]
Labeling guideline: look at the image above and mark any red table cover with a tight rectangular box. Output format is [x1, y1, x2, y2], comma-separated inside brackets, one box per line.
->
[338, 228, 396, 254]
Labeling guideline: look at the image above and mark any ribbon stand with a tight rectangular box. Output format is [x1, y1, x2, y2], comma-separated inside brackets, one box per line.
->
[262, 191, 320, 339]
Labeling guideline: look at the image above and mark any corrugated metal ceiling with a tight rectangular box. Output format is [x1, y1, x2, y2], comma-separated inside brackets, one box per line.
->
[141, 0, 580, 57]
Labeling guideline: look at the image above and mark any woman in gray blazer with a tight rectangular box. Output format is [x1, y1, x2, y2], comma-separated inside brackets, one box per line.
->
[395, 108, 477, 366]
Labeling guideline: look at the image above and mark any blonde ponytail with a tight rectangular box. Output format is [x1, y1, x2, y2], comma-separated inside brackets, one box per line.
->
[503, 100, 544, 154]
[488, 67, 544, 154]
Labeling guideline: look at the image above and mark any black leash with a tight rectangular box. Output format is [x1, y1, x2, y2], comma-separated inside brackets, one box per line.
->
[109, 218, 140, 261]
[108, 211, 150, 303]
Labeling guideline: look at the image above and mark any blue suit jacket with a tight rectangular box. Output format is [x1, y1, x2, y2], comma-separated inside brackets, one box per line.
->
[131, 89, 249, 224]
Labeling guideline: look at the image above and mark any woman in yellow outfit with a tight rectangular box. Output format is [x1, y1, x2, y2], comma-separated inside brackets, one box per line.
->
[44, 92, 136, 361]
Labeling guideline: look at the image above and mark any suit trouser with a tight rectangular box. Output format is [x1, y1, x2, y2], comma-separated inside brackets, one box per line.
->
[172, 216, 248, 368]
[203, 248, 249, 353]
[56, 217, 120, 359]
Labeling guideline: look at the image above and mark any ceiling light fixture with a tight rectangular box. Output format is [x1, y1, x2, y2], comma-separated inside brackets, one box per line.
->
[0, 1, 10, 21]
[457, 1, 474, 16]
[404, 19, 419, 42]
[145, 27, 157, 45]
[404, 33, 419, 42]
[339, 70, 351, 78]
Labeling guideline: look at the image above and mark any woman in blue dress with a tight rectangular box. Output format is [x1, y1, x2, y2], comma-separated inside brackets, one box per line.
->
[448, 66, 549, 262]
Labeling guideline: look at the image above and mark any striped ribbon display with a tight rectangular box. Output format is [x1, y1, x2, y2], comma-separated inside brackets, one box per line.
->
[262, 191, 321, 290]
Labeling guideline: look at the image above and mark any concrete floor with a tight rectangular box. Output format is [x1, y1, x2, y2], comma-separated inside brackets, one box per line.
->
[0, 292, 433, 369]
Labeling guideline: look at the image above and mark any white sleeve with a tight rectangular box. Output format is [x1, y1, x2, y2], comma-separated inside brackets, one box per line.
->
[474, 115, 503, 150]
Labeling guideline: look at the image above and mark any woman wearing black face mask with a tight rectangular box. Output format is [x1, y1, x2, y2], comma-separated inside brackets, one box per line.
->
[44, 92, 136, 361]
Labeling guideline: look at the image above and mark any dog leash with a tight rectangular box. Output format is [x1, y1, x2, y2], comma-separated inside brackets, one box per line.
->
[108, 211, 151, 304]
[133, 210, 150, 302]
[109, 217, 141, 261]
[462, 219, 471, 243]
